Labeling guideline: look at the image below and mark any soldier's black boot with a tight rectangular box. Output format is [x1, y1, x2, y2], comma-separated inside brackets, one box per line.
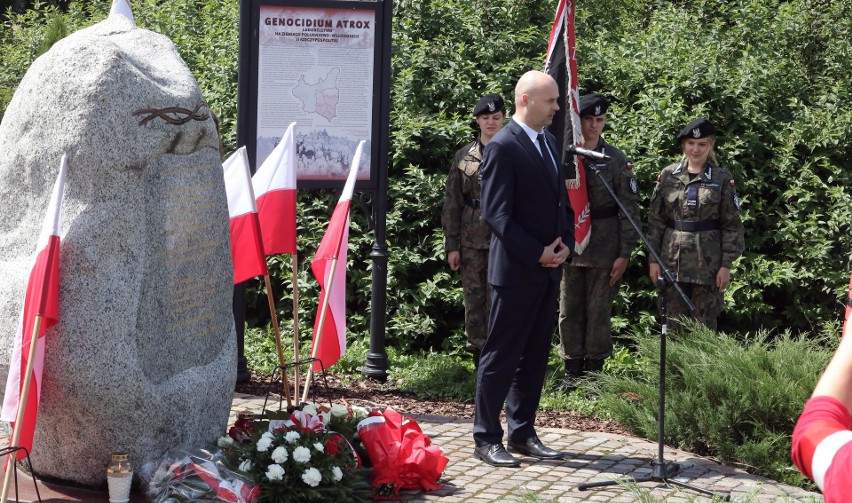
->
[559, 358, 585, 393]
[585, 359, 605, 374]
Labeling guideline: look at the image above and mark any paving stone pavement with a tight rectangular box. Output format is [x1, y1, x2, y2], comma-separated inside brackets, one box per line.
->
[231, 393, 825, 503]
[0, 393, 826, 502]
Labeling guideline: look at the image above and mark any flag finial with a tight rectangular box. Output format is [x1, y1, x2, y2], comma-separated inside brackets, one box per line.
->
[109, 0, 135, 25]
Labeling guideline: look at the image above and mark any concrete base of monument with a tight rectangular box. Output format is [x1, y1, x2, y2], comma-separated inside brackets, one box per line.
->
[0, 467, 146, 503]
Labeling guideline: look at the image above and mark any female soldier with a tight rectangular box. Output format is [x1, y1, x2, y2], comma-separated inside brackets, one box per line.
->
[441, 93, 505, 366]
[647, 118, 744, 330]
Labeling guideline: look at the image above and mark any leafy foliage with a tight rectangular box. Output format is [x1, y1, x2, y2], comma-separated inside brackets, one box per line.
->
[4, 0, 851, 349]
[2, 0, 851, 486]
[575, 0, 852, 334]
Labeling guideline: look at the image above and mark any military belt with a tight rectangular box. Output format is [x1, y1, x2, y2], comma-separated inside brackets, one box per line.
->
[464, 195, 481, 209]
[667, 220, 720, 232]
[590, 206, 618, 220]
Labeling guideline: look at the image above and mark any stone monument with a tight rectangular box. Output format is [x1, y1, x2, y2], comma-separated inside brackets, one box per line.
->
[0, 11, 236, 485]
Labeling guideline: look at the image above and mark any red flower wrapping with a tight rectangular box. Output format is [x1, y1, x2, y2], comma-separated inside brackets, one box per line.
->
[356, 408, 449, 499]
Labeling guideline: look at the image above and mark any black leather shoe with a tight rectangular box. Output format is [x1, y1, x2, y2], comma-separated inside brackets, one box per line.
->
[508, 436, 563, 459]
[473, 443, 521, 467]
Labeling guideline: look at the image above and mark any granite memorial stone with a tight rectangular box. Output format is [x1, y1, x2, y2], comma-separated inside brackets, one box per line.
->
[0, 13, 236, 485]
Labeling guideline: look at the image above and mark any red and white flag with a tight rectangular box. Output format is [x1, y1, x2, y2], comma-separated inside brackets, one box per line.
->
[545, 0, 592, 254]
[309, 141, 364, 372]
[1, 153, 67, 460]
[252, 122, 298, 256]
[223, 146, 268, 284]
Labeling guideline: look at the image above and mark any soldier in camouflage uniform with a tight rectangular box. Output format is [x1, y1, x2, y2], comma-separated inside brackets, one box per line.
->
[647, 118, 745, 330]
[442, 93, 506, 366]
[558, 94, 640, 390]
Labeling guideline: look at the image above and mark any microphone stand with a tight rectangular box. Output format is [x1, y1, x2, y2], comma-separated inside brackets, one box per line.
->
[571, 154, 730, 501]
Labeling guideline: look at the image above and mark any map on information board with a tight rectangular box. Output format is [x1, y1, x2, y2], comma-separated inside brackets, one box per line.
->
[256, 5, 374, 181]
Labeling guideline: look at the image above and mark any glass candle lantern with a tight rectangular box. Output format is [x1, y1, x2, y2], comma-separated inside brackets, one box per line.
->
[106, 453, 133, 503]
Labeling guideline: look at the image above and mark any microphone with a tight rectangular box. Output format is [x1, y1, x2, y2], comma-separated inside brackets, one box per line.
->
[567, 145, 611, 161]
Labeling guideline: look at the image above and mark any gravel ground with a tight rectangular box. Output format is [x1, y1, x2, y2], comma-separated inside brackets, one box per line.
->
[235, 371, 628, 435]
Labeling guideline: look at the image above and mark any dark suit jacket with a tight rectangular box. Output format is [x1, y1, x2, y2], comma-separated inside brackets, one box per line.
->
[480, 119, 572, 287]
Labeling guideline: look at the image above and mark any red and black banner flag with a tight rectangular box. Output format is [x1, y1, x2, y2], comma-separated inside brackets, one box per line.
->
[545, 0, 591, 254]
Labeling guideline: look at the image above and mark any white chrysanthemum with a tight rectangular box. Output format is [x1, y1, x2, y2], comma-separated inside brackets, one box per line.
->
[301, 467, 322, 487]
[266, 464, 285, 481]
[330, 404, 350, 417]
[256, 437, 273, 452]
[261, 431, 275, 441]
[238, 459, 253, 472]
[217, 436, 234, 447]
[331, 466, 343, 482]
[284, 431, 301, 443]
[302, 404, 318, 416]
[313, 442, 324, 453]
[271, 446, 289, 464]
[351, 405, 369, 417]
[292, 446, 311, 463]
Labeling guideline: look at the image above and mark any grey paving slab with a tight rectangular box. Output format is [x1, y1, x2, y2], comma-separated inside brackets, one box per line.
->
[232, 393, 824, 502]
[0, 393, 825, 502]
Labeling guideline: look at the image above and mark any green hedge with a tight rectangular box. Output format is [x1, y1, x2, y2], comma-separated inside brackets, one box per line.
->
[2, 0, 851, 351]
[591, 322, 835, 487]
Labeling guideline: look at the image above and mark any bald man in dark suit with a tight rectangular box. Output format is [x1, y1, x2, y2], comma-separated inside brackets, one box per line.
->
[473, 70, 573, 467]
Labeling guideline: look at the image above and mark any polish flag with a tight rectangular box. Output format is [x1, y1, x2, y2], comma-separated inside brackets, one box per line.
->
[223, 147, 268, 284]
[252, 122, 298, 255]
[109, 0, 134, 24]
[309, 141, 364, 372]
[1, 154, 67, 460]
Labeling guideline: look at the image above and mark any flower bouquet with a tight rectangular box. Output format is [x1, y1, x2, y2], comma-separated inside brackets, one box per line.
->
[356, 408, 449, 499]
[220, 409, 372, 503]
[141, 449, 260, 503]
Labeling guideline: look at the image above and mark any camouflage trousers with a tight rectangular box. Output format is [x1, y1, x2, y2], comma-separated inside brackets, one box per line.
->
[558, 266, 616, 361]
[460, 246, 491, 352]
[661, 282, 723, 331]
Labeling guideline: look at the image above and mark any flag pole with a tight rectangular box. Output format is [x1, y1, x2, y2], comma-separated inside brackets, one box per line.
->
[263, 275, 292, 408]
[0, 316, 44, 503]
[300, 257, 338, 403]
[291, 253, 301, 401]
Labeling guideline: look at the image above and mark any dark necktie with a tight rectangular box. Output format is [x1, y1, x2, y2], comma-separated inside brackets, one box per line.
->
[537, 133, 558, 178]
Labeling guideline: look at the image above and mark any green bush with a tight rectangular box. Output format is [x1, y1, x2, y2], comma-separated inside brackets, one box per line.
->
[590, 321, 835, 487]
[4, 0, 852, 349]
[3, 1, 852, 485]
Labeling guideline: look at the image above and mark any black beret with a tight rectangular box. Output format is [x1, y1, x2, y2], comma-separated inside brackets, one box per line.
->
[677, 118, 717, 141]
[579, 93, 609, 117]
[472, 93, 505, 116]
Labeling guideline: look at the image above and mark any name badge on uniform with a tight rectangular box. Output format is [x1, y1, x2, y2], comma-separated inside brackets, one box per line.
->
[686, 185, 699, 207]
[699, 182, 721, 191]
[592, 162, 609, 170]
[731, 179, 740, 210]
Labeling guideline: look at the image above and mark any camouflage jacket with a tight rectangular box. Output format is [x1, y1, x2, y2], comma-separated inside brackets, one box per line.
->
[570, 138, 640, 268]
[647, 160, 745, 285]
[442, 139, 491, 251]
